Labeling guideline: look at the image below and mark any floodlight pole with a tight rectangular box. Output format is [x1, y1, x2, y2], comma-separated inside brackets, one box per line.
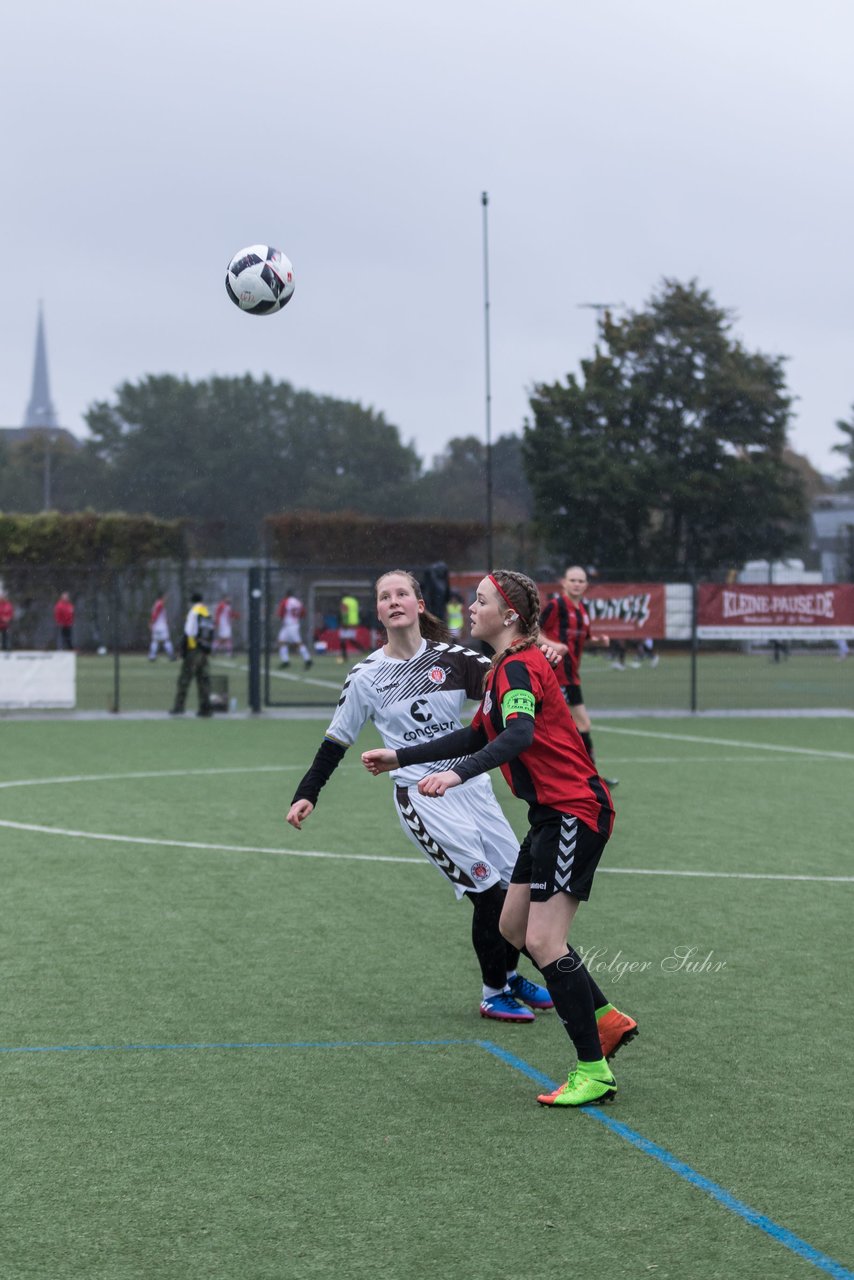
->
[481, 191, 494, 569]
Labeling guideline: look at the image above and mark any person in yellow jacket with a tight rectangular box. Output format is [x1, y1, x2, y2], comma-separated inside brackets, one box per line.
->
[338, 592, 360, 663]
[170, 593, 214, 716]
[446, 592, 465, 638]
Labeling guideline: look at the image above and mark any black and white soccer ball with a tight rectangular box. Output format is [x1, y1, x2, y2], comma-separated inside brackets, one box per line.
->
[225, 244, 295, 315]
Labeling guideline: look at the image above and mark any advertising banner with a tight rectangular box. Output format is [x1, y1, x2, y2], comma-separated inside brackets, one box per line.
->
[0, 651, 76, 708]
[450, 576, 668, 639]
[697, 584, 854, 640]
[583, 583, 666, 639]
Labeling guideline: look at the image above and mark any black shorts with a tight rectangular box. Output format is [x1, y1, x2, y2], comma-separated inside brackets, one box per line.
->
[511, 810, 606, 902]
[563, 683, 583, 708]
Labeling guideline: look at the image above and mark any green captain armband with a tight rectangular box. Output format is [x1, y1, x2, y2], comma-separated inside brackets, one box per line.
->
[501, 688, 535, 724]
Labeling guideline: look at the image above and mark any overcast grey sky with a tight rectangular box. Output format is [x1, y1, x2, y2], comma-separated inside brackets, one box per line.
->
[2, 0, 852, 475]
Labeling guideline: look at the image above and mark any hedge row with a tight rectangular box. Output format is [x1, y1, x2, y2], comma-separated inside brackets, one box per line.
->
[264, 512, 485, 566]
[0, 512, 185, 566]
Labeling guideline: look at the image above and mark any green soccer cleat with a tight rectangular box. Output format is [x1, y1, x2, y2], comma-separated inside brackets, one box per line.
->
[537, 1067, 617, 1108]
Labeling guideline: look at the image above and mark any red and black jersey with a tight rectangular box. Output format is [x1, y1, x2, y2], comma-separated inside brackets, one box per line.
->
[471, 644, 614, 837]
[538, 595, 591, 686]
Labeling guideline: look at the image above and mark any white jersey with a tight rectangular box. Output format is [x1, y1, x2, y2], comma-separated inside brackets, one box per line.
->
[281, 596, 304, 626]
[325, 637, 518, 897]
[325, 638, 490, 787]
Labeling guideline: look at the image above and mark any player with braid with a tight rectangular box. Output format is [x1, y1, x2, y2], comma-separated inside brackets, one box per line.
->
[538, 565, 618, 787]
[286, 569, 552, 1023]
[363, 569, 638, 1108]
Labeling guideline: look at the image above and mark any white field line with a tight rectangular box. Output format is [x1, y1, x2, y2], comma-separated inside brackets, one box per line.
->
[213, 658, 343, 692]
[0, 765, 305, 790]
[0, 751, 837, 795]
[597, 724, 854, 761]
[0, 817, 851, 883]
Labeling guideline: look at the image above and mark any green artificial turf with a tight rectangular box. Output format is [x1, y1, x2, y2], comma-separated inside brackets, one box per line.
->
[5, 646, 850, 715]
[0, 717, 852, 1278]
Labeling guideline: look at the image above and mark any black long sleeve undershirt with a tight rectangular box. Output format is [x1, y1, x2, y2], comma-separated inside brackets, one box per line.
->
[396, 715, 535, 784]
[291, 738, 348, 806]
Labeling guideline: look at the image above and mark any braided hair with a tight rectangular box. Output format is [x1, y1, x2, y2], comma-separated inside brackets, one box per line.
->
[488, 569, 542, 667]
[374, 569, 452, 644]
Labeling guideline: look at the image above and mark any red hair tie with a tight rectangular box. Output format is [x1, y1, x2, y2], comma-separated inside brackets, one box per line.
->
[488, 574, 519, 614]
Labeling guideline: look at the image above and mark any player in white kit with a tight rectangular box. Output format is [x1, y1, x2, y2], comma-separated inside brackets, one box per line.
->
[148, 594, 175, 661]
[277, 591, 313, 669]
[286, 570, 552, 1022]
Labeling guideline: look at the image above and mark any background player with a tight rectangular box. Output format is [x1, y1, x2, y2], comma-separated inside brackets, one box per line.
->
[277, 590, 313, 669]
[148, 592, 175, 661]
[539, 564, 618, 786]
[213, 594, 239, 656]
[286, 569, 552, 1024]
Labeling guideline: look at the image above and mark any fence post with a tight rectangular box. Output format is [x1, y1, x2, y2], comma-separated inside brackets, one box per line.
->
[248, 566, 262, 714]
[111, 574, 121, 714]
[690, 575, 698, 713]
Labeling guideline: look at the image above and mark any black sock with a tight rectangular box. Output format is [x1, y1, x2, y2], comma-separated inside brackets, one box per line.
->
[520, 945, 542, 974]
[468, 885, 509, 990]
[586, 973, 609, 1009]
[580, 731, 595, 764]
[540, 950, 602, 1061]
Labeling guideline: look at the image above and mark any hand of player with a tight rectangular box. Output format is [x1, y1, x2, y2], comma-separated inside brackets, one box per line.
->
[417, 770, 462, 797]
[286, 799, 314, 829]
[538, 641, 561, 668]
[593, 633, 610, 647]
[361, 748, 399, 775]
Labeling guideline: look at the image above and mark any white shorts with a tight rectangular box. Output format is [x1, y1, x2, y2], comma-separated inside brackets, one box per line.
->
[278, 623, 303, 645]
[151, 623, 170, 642]
[393, 773, 520, 900]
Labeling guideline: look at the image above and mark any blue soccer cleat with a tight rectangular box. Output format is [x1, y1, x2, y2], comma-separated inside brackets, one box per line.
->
[480, 991, 535, 1022]
[508, 973, 554, 1011]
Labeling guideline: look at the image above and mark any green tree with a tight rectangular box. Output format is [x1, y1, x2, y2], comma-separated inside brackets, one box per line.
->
[83, 375, 422, 552]
[523, 279, 809, 575]
[0, 433, 106, 514]
[832, 404, 854, 485]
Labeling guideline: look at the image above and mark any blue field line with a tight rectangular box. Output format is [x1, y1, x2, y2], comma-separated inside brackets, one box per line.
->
[478, 1040, 854, 1280]
[3, 1033, 851, 1278]
[0, 1036, 472, 1055]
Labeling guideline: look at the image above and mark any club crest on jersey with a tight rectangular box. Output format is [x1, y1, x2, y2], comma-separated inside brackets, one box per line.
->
[483, 691, 493, 715]
[471, 861, 491, 881]
[428, 666, 447, 685]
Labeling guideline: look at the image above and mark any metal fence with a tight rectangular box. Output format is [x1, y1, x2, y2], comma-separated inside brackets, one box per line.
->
[1, 562, 851, 714]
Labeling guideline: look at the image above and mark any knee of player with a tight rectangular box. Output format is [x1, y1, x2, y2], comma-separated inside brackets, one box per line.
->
[524, 924, 557, 968]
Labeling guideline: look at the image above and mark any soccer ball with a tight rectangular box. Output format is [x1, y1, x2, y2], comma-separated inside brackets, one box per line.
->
[225, 244, 295, 315]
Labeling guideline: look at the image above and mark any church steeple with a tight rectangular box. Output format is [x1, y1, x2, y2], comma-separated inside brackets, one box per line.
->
[23, 303, 59, 429]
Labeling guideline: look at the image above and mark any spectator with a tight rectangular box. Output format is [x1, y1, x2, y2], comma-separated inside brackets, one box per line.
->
[53, 592, 75, 650]
[0, 590, 13, 650]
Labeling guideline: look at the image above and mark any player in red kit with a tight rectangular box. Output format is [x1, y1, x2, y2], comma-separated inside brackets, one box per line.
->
[539, 564, 618, 787]
[363, 569, 637, 1108]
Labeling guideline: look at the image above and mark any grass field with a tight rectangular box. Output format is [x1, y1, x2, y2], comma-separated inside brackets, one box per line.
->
[8, 646, 851, 715]
[1, 713, 853, 1279]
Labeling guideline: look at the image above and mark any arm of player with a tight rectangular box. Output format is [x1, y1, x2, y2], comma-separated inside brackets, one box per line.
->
[419, 713, 535, 791]
[362, 723, 484, 775]
[286, 737, 348, 828]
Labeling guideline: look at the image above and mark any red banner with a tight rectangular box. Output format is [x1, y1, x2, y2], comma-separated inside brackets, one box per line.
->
[698, 584, 854, 638]
[449, 576, 666, 639]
